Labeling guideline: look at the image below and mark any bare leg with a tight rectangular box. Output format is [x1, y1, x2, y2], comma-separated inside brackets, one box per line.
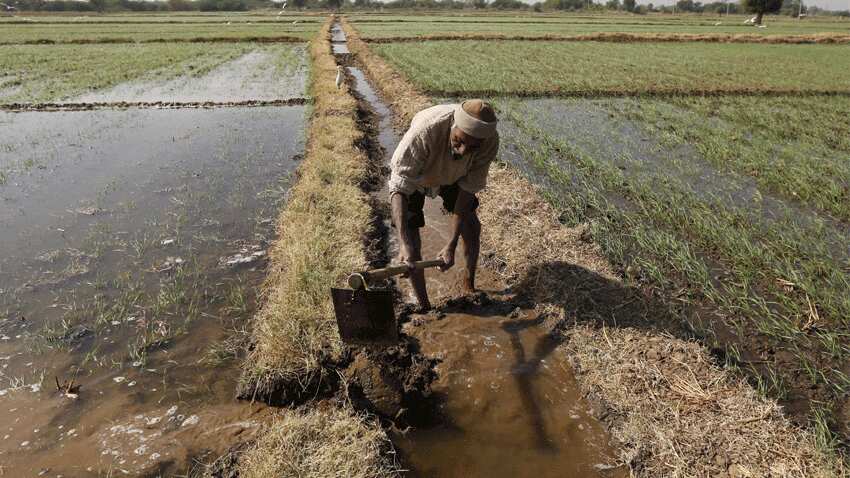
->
[459, 212, 481, 294]
[406, 228, 431, 310]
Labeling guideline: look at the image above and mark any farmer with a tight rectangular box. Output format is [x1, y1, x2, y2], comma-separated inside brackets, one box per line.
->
[389, 99, 499, 310]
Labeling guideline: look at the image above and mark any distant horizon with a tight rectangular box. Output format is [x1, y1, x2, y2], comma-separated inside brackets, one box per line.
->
[512, 0, 850, 11]
[364, 0, 850, 13]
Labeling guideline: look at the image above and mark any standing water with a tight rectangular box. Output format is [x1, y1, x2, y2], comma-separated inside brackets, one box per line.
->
[335, 24, 626, 477]
[0, 105, 306, 475]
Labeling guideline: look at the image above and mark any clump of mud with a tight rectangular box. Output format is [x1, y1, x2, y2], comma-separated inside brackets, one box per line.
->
[344, 336, 438, 423]
[236, 335, 438, 426]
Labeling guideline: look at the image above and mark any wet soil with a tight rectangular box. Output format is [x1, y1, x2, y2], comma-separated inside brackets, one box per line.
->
[340, 30, 626, 477]
[74, 47, 308, 103]
[0, 106, 306, 475]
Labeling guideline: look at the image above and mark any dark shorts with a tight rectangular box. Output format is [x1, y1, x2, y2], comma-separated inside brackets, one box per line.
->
[400, 183, 479, 229]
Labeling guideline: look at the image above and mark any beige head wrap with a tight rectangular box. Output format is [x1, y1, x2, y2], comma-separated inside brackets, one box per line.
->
[453, 99, 498, 139]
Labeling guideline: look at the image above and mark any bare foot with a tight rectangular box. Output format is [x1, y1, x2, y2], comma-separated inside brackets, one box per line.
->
[462, 277, 476, 295]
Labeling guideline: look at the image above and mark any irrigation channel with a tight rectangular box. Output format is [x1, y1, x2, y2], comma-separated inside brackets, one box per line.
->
[332, 23, 626, 477]
[0, 58, 307, 474]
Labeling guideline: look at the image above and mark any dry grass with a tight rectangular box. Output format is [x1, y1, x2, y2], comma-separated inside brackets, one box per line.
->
[363, 31, 850, 45]
[343, 19, 848, 476]
[241, 17, 371, 393]
[477, 166, 617, 303]
[563, 326, 844, 477]
[239, 407, 400, 478]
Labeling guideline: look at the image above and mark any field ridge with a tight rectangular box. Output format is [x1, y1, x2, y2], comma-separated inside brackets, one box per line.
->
[364, 31, 850, 44]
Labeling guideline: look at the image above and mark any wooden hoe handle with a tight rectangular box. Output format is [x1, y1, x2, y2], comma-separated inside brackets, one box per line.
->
[348, 259, 445, 289]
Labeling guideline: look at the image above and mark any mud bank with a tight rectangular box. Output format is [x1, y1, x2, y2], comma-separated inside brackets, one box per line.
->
[362, 31, 850, 44]
[3, 35, 307, 46]
[340, 16, 845, 477]
[0, 98, 309, 112]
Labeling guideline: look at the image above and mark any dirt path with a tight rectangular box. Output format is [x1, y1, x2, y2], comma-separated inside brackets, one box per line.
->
[342, 37, 626, 476]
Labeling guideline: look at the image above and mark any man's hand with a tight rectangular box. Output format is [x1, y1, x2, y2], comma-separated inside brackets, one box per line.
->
[398, 245, 416, 278]
[437, 242, 457, 272]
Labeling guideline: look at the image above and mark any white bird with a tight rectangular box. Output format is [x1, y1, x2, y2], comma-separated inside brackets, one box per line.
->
[292, 20, 298, 25]
[757, 24, 767, 28]
[714, 22, 722, 26]
[744, 15, 758, 24]
[0, 2, 17, 11]
[336, 66, 344, 89]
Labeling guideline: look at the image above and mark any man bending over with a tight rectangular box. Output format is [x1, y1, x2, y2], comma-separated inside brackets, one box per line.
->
[389, 99, 499, 310]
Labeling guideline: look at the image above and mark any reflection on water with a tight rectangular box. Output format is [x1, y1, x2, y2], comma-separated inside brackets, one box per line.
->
[0, 106, 306, 476]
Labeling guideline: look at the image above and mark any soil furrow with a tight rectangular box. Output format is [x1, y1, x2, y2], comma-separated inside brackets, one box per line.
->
[363, 31, 850, 44]
[0, 98, 309, 112]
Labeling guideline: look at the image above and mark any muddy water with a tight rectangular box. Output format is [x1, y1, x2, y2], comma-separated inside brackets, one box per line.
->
[0, 106, 306, 475]
[342, 39, 625, 477]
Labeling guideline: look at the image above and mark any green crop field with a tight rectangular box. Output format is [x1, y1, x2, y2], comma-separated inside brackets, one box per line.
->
[610, 95, 850, 220]
[348, 13, 850, 37]
[0, 20, 319, 44]
[0, 13, 324, 23]
[0, 42, 306, 102]
[494, 94, 850, 419]
[373, 40, 850, 94]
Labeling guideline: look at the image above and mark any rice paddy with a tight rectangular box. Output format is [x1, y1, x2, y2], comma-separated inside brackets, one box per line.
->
[0, 42, 307, 103]
[348, 13, 850, 38]
[373, 40, 850, 94]
[1, 8, 849, 477]
[0, 21, 318, 44]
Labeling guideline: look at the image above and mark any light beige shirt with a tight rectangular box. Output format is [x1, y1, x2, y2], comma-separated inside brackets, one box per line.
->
[388, 104, 499, 197]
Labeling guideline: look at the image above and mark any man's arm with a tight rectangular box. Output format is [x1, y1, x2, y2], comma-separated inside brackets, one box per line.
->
[437, 188, 475, 271]
[391, 192, 417, 270]
[440, 136, 498, 271]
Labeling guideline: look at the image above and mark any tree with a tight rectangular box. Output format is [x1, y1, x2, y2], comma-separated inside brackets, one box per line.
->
[88, 0, 107, 12]
[326, 0, 342, 10]
[491, 0, 527, 8]
[622, 0, 635, 11]
[605, 0, 620, 9]
[742, 0, 782, 24]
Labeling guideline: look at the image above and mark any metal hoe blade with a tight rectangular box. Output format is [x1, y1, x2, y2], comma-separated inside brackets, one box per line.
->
[331, 287, 398, 345]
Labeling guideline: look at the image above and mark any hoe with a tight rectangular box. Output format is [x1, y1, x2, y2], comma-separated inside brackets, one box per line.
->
[331, 260, 444, 345]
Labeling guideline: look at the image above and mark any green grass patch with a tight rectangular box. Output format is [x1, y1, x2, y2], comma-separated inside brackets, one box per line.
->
[373, 40, 850, 94]
[0, 13, 323, 23]
[349, 13, 850, 38]
[0, 21, 317, 44]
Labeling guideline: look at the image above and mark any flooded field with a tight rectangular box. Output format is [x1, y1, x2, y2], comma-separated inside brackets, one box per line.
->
[75, 46, 308, 103]
[0, 104, 307, 475]
[340, 31, 625, 476]
[494, 95, 850, 434]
